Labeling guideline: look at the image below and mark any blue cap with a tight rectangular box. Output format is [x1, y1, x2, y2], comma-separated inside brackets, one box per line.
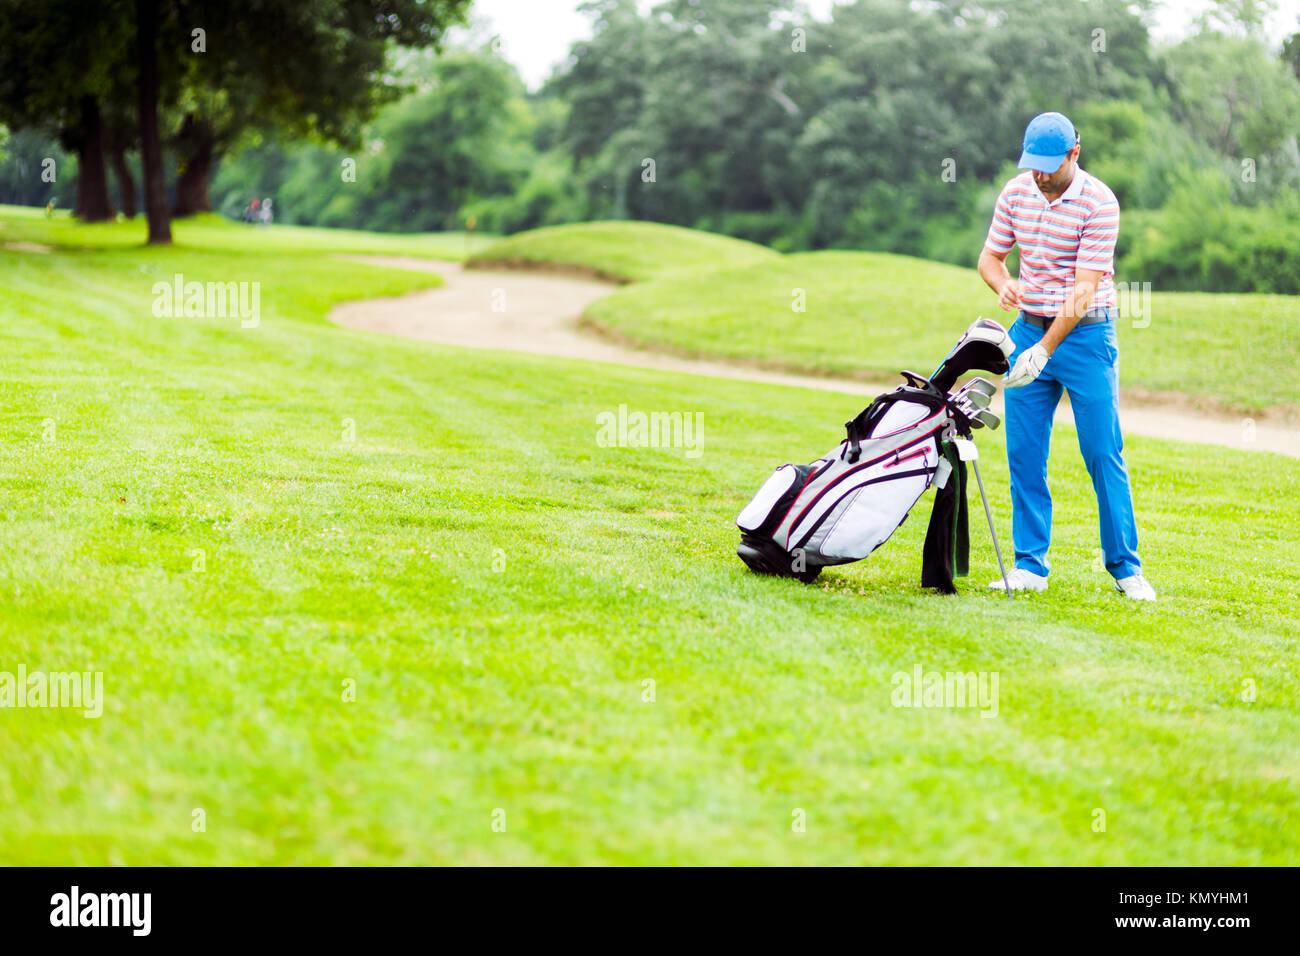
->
[1018, 112, 1077, 174]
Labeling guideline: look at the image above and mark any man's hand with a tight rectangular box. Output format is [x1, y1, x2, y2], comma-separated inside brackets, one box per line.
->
[979, 247, 1020, 313]
[997, 278, 1021, 312]
[1004, 342, 1050, 388]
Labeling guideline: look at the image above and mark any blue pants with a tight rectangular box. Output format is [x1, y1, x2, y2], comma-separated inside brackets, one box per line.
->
[1003, 308, 1141, 580]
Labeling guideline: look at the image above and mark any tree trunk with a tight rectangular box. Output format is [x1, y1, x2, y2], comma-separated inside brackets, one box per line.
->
[172, 114, 217, 217]
[110, 129, 137, 218]
[172, 148, 214, 216]
[75, 97, 115, 222]
[135, 0, 171, 244]
[74, 170, 86, 219]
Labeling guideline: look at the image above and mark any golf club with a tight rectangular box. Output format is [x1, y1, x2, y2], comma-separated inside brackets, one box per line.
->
[952, 395, 999, 429]
[954, 377, 996, 407]
[955, 400, 988, 425]
[971, 457, 1013, 599]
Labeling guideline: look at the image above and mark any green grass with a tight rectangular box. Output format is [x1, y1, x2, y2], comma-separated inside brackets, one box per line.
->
[466, 220, 779, 282]
[1, 215, 1298, 865]
[495, 243, 1293, 416]
[0, 204, 497, 260]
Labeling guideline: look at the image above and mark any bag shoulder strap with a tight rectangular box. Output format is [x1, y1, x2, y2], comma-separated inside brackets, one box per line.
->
[844, 381, 947, 463]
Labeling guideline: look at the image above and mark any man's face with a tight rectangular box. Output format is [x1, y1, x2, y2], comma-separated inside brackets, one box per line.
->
[1032, 145, 1080, 194]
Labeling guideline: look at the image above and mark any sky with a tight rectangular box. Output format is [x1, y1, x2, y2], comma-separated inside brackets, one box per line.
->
[458, 0, 1300, 90]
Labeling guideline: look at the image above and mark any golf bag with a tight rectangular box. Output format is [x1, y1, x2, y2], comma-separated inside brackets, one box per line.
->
[736, 318, 1014, 592]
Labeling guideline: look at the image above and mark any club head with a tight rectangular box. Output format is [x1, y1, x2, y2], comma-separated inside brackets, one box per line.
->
[951, 377, 995, 403]
[955, 386, 992, 410]
[929, 319, 1014, 392]
[953, 397, 984, 424]
[974, 408, 1001, 430]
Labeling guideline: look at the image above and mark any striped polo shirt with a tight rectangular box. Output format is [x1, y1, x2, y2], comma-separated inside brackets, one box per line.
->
[984, 167, 1119, 314]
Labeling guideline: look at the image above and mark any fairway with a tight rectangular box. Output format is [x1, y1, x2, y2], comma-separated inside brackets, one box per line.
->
[1, 214, 1297, 865]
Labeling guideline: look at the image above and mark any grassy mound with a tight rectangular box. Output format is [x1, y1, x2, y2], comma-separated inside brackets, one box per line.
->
[582, 249, 1300, 415]
[465, 220, 779, 283]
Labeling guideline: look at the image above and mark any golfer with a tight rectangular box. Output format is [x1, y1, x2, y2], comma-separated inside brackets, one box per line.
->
[977, 111, 1156, 601]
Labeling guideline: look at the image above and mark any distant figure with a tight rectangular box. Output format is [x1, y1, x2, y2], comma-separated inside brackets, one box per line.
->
[45, 199, 56, 218]
[259, 198, 273, 226]
[243, 197, 260, 223]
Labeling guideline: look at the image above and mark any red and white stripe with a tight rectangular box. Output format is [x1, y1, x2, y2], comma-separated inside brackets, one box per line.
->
[984, 168, 1119, 314]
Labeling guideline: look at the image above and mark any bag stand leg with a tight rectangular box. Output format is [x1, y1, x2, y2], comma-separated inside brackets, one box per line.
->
[971, 459, 1013, 600]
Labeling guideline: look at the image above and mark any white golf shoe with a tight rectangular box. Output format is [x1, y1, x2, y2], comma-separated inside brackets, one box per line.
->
[988, 568, 1048, 592]
[1115, 573, 1157, 602]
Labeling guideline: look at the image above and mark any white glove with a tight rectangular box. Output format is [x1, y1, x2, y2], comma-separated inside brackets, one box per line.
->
[1004, 343, 1050, 388]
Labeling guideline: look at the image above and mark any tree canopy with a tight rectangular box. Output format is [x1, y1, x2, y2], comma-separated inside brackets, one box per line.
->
[1, 0, 1297, 291]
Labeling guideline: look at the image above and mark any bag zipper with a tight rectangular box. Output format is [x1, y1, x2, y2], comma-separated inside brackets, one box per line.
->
[884, 447, 928, 469]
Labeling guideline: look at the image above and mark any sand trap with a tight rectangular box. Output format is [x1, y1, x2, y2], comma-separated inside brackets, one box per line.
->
[3, 241, 53, 253]
[330, 255, 1300, 460]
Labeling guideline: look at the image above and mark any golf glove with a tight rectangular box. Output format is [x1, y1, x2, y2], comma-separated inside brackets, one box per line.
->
[1004, 343, 1050, 388]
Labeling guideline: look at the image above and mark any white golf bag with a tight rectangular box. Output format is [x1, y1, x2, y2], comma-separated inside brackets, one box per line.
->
[736, 318, 1014, 590]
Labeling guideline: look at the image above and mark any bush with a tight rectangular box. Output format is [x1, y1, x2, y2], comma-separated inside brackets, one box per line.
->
[461, 151, 584, 235]
[1120, 171, 1300, 293]
[693, 210, 792, 249]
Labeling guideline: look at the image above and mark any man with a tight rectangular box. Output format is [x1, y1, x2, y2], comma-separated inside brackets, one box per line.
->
[977, 111, 1156, 601]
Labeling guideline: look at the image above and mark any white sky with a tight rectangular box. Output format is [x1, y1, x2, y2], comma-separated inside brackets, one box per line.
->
[460, 0, 1300, 90]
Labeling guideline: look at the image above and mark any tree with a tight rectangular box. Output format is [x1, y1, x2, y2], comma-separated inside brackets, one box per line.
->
[1164, 32, 1300, 160]
[1281, 30, 1300, 81]
[0, 0, 135, 221]
[104, 105, 139, 217]
[1195, 0, 1278, 38]
[136, 0, 171, 241]
[3, 0, 473, 240]
[211, 48, 535, 232]
[0, 128, 73, 207]
[551, 0, 817, 225]
[161, 0, 473, 218]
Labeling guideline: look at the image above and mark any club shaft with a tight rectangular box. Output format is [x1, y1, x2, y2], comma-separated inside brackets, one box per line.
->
[971, 459, 1013, 600]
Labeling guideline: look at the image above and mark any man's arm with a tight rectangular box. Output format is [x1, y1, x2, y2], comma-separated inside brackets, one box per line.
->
[1039, 269, 1103, 355]
[981, 185, 1019, 310]
[1007, 268, 1103, 385]
[978, 247, 1021, 312]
